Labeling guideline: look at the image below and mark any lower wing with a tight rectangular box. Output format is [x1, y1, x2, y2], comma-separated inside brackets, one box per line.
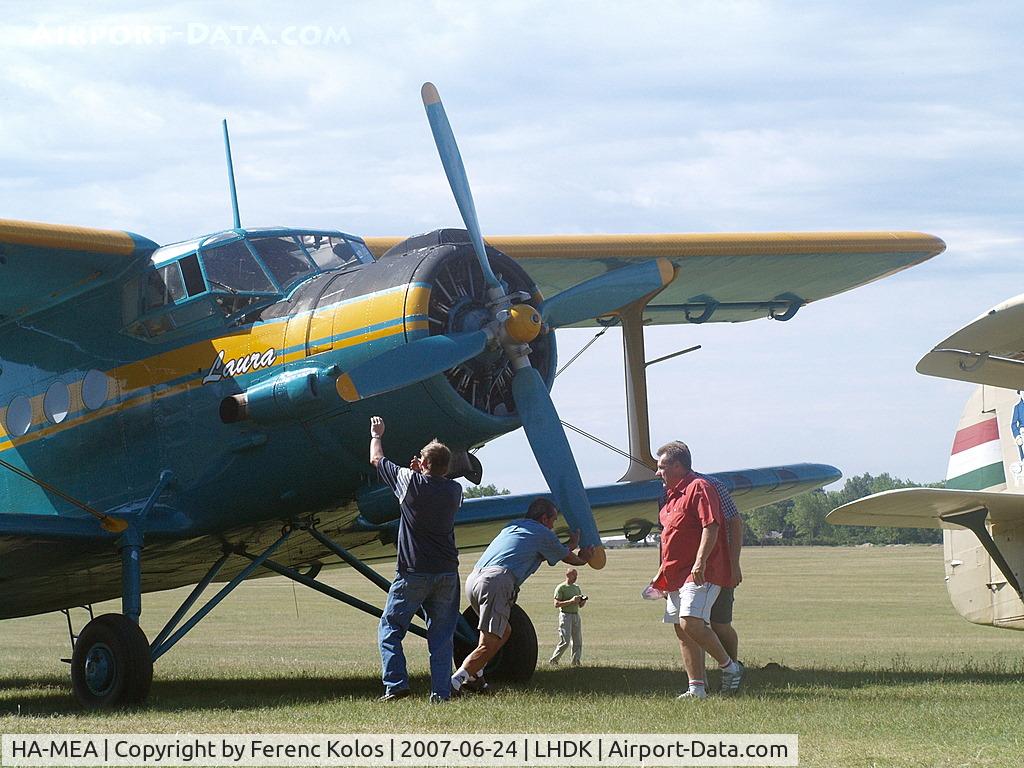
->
[456, 462, 841, 550]
[828, 487, 1024, 529]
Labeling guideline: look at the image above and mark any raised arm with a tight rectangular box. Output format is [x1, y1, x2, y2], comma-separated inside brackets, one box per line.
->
[369, 416, 385, 466]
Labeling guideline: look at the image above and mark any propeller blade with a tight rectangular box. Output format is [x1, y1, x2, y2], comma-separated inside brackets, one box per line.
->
[511, 365, 606, 569]
[421, 82, 500, 291]
[542, 258, 675, 328]
[336, 331, 488, 402]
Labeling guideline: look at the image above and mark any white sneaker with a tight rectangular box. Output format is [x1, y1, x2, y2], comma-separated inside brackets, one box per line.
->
[676, 690, 707, 700]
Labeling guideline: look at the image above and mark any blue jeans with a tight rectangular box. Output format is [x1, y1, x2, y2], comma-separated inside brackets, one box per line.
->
[379, 571, 460, 699]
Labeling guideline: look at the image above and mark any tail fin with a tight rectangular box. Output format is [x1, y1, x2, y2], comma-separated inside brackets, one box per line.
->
[945, 385, 1010, 491]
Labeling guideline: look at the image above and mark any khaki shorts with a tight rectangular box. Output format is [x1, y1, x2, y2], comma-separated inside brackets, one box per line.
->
[466, 567, 516, 637]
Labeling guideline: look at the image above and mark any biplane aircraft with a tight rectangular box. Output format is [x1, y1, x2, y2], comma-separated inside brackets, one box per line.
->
[0, 83, 945, 708]
[829, 295, 1024, 632]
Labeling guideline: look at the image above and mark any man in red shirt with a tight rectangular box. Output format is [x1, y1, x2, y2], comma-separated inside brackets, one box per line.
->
[650, 441, 743, 699]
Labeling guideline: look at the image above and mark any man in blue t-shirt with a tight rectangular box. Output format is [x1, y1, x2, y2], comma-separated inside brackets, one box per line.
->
[450, 497, 594, 695]
[370, 416, 462, 703]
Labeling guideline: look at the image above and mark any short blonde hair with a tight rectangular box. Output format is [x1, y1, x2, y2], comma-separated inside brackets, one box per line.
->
[420, 439, 451, 476]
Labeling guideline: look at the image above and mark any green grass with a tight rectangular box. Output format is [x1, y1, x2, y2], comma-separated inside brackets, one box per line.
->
[2, 546, 1023, 767]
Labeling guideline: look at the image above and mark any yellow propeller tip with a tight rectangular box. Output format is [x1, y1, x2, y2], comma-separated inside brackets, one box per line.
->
[656, 257, 676, 286]
[336, 374, 360, 402]
[588, 545, 607, 570]
[421, 82, 440, 105]
[101, 517, 129, 534]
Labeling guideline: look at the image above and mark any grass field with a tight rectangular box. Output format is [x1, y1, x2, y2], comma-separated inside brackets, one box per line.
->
[2, 545, 1023, 767]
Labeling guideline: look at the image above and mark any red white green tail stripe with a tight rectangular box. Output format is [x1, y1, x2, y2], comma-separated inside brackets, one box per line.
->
[946, 414, 1005, 491]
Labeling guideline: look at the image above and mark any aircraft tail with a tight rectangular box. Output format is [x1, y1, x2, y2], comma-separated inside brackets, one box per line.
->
[944, 385, 1024, 628]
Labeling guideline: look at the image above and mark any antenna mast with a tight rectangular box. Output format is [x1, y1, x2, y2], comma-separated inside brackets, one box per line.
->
[222, 119, 241, 229]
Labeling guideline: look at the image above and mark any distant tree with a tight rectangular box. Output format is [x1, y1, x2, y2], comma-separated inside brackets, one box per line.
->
[742, 500, 791, 544]
[787, 489, 833, 542]
[756, 472, 944, 545]
[464, 483, 510, 498]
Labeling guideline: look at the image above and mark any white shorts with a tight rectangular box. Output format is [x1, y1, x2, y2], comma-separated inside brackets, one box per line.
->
[664, 582, 721, 624]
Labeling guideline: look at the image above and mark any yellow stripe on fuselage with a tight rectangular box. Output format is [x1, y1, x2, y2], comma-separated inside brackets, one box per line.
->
[0, 282, 430, 451]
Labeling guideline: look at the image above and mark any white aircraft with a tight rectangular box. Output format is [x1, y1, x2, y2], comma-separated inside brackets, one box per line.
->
[829, 295, 1024, 631]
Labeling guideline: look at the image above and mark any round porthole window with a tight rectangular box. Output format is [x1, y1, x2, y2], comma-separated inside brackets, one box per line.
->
[44, 380, 70, 424]
[5, 395, 32, 437]
[82, 369, 111, 411]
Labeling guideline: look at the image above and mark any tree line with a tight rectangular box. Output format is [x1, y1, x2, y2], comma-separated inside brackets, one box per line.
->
[465, 474, 944, 546]
[739, 472, 942, 546]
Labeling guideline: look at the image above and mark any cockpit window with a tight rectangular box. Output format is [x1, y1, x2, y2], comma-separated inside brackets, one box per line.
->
[248, 237, 314, 288]
[179, 254, 206, 297]
[203, 241, 275, 293]
[301, 235, 362, 271]
[144, 263, 186, 311]
[351, 240, 375, 263]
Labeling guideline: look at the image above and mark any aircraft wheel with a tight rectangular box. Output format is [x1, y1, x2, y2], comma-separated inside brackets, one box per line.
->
[71, 614, 153, 708]
[453, 604, 537, 682]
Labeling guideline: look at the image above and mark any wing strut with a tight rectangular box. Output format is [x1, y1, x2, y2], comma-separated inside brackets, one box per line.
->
[619, 302, 658, 481]
[942, 508, 1024, 601]
[616, 283, 697, 482]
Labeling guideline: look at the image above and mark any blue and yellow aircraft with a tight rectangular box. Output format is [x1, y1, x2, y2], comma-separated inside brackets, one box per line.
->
[0, 83, 945, 707]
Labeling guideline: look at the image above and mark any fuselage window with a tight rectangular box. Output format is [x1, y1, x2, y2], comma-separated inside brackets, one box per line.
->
[43, 380, 70, 424]
[81, 370, 111, 411]
[249, 237, 315, 288]
[203, 241, 275, 293]
[5, 394, 32, 437]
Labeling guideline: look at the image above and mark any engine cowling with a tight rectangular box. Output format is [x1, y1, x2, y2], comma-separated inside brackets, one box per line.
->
[385, 229, 556, 418]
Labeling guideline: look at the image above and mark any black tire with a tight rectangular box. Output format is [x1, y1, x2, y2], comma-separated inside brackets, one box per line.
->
[453, 603, 537, 682]
[71, 614, 153, 708]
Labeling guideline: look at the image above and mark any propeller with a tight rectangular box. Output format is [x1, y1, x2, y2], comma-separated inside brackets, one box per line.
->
[419, 82, 606, 568]
[421, 82, 500, 293]
[338, 84, 685, 570]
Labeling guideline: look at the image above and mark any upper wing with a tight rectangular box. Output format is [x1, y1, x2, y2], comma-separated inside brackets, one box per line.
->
[0, 218, 158, 327]
[365, 232, 944, 326]
[916, 293, 1024, 389]
[454, 462, 841, 551]
[828, 487, 1024, 529]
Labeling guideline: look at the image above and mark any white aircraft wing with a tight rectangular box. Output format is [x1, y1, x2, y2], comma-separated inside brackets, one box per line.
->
[828, 487, 1024, 529]
[917, 293, 1024, 389]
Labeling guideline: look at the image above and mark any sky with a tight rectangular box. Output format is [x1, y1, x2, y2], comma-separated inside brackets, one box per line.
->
[1, 1, 1022, 493]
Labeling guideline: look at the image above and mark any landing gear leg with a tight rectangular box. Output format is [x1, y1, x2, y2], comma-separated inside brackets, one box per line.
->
[70, 526, 153, 708]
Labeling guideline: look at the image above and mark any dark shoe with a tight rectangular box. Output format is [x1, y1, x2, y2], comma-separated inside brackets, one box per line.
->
[379, 688, 411, 702]
[461, 676, 492, 695]
[429, 693, 449, 704]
